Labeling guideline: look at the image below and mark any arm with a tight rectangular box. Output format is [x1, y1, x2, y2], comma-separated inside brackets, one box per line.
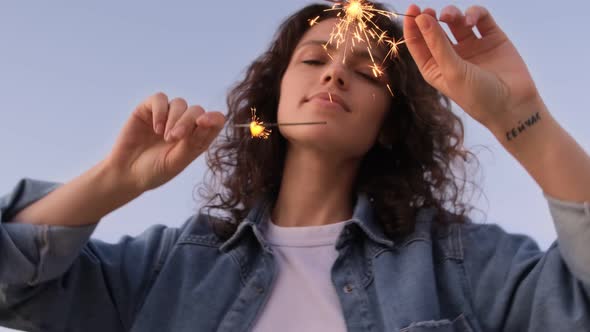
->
[0, 93, 224, 331]
[8, 160, 141, 227]
[403, 5, 590, 203]
[1, 178, 185, 332]
[487, 97, 590, 203]
[404, 4, 590, 330]
[463, 208, 590, 331]
[10, 92, 226, 227]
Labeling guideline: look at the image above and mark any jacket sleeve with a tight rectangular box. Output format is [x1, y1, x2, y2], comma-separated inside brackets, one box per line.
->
[0, 178, 185, 332]
[462, 193, 590, 332]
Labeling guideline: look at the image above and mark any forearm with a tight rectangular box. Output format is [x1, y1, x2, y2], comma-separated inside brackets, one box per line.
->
[8, 161, 142, 226]
[489, 97, 590, 203]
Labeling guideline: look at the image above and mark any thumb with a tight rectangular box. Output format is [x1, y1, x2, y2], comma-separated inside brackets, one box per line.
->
[415, 14, 463, 79]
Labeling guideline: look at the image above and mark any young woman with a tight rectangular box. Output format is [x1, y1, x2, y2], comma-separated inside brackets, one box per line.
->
[1, 2, 589, 331]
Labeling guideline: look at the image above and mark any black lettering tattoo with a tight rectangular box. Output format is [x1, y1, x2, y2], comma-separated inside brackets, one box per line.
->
[506, 112, 541, 141]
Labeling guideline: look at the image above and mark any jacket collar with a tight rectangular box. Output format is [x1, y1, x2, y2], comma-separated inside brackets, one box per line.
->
[219, 192, 397, 253]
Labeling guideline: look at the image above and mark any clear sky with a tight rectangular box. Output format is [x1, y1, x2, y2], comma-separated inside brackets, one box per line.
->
[1, 1, 588, 329]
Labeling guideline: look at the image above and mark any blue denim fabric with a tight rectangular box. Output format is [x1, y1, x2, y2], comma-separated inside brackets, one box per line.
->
[1, 178, 589, 331]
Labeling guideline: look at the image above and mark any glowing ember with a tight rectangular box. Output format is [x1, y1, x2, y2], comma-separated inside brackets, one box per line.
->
[345, 0, 363, 19]
[249, 107, 271, 139]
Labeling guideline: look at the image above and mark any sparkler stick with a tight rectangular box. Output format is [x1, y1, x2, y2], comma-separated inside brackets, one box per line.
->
[234, 108, 328, 139]
[233, 121, 328, 139]
[324, 1, 443, 21]
[389, 13, 443, 21]
[234, 122, 328, 128]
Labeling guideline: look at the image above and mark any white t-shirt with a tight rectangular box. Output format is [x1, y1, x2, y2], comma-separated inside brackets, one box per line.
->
[251, 217, 349, 332]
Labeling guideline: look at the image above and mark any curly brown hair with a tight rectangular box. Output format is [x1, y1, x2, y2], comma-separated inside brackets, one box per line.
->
[199, 2, 481, 240]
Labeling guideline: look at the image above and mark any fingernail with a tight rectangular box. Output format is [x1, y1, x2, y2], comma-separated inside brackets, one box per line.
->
[154, 123, 162, 135]
[416, 15, 431, 31]
[466, 15, 474, 26]
[171, 126, 185, 139]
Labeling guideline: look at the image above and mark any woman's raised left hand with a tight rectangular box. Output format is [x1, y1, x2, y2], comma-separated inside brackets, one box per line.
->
[403, 4, 541, 130]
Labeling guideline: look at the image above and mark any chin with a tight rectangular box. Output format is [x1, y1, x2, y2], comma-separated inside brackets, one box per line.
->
[285, 131, 368, 157]
[281, 125, 333, 144]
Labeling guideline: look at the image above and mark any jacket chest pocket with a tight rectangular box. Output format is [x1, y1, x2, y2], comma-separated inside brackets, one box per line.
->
[399, 314, 473, 332]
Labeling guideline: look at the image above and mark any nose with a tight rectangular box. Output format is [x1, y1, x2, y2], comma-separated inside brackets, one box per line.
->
[321, 62, 349, 90]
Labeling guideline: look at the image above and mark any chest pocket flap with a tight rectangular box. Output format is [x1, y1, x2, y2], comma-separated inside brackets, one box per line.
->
[400, 314, 473, 332]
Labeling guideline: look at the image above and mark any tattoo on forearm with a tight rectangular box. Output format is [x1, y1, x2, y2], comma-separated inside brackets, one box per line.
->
[505, 112, 541, 141]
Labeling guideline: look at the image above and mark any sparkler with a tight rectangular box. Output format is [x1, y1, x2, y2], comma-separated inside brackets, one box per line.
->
[320, 0, 412, 97]
[233, 107, 327, 139]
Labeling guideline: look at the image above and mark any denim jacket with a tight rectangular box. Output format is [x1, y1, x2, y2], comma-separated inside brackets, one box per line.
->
[1, 178, 590, 332]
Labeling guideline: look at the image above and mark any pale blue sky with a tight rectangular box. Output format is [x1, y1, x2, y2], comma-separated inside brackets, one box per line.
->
[1, 1, 588, 330]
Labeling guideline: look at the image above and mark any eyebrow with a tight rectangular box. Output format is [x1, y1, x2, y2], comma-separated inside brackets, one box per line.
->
[296, 39, 385, 64]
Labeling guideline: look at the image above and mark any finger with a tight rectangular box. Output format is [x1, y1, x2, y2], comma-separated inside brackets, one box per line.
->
[414, 12, 462, 78]
[134, 92, 168, 133]
[422, 7, 436, 18]
[465, 5, 506, 38]
[169, 113, 225, 169]
[164, 98, 188, 141]
[150, 92, 169, 134]
[168, 105, 205, 141]
[196, 111, 226, 129]
[403, 4, 434, 72]
[440, 5, 477, 43]
[188, 113, 225, 150]
[423, 7, 455, 45]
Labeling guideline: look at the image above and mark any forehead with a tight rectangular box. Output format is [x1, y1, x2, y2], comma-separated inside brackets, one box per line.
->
[296, 18, 387, 59]
[299, 18, 339, 41]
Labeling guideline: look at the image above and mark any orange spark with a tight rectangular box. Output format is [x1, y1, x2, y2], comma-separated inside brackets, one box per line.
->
[386, 84, 394, 97]
[382, 38, 406, 63]
[308, 15, 320, 26]
[249, 107, 271, 139]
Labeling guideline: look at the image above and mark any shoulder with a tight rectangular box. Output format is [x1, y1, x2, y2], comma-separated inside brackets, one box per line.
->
[175, 213, 229, 248]
[414, 208, 543, 262]
[96, 213, 228, 257]
[458, 221, 542, 255]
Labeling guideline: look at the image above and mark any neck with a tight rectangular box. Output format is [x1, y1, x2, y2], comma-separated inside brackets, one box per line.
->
[271, 146, 360, 227]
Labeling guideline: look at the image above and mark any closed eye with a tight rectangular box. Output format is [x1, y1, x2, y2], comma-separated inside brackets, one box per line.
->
[302, 59, 324, 65]
[356, 71, 380, 83]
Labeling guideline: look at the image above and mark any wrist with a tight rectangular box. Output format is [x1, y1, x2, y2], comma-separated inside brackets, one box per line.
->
[486, 95, 548, 142]
[92, 160, 144, 205]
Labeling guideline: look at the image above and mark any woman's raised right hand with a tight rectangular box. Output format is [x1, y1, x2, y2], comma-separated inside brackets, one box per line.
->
[103, 92, 225, 194]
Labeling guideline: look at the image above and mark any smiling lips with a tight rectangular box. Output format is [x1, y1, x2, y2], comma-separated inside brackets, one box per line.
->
[306, 92, 351, 113]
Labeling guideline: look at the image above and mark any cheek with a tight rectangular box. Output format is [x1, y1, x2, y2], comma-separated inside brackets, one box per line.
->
[358, 89, 390, 121]
[277, 70, 304, 120]
[277, 80, 291, 121]
[358, 95, 391, 140]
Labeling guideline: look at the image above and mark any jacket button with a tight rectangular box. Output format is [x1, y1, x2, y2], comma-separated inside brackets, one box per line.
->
[343, 284, 353, 293]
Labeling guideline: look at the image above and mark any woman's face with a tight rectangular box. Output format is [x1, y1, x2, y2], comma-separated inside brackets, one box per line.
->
[278, 17, 392, 159]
